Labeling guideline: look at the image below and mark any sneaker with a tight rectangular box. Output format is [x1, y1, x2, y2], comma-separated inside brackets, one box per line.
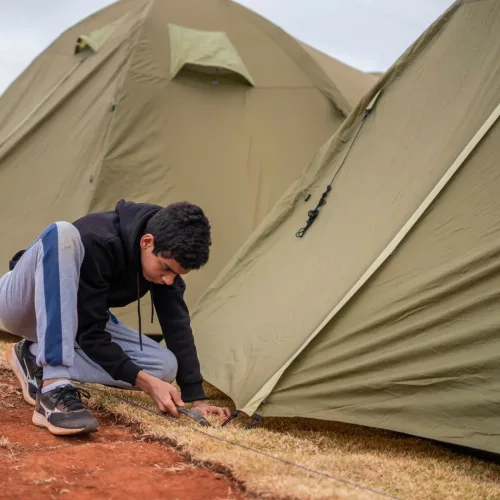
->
[6, 340, 42, 406]
[32, 384, 99, 436]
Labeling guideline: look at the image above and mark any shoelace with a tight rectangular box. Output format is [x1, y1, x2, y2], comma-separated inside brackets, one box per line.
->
[52, 386, 91, 412]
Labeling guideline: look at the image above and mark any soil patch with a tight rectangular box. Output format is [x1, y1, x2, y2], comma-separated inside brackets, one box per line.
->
[0, 370, 244, 500]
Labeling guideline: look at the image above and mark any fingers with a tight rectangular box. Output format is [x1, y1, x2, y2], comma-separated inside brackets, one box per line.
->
[212, 407, 226, 420]
[163, 399, 179, 418]
[218, 407, 232, 420]
[169, 386, 185, 407]
[207, 406, 231, 418]
[153, 383, 182, 417]
[194, 406, 232, 420]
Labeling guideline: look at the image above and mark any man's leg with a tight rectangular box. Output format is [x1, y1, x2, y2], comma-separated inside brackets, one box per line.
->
[0, 222, 98, 435]
[61, 316, 178, 388]
[0, 264, 39, 404]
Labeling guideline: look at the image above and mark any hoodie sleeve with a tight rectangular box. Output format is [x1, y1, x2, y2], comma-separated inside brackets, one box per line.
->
[152, 278, 206, 402]
[76, 234, 141, 385]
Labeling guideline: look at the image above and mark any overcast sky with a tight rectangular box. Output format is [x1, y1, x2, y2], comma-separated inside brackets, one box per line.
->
[0, 0, 454, 96]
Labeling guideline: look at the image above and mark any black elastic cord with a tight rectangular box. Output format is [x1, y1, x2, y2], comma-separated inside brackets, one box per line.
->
[296, 185, 332, 238]
[150, 287, 155, 324]
[137, 273, 143, 351]
[296, 107, 373, 238]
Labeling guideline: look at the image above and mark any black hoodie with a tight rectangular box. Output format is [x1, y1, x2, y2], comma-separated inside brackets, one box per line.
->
[9, 200, 206, 402]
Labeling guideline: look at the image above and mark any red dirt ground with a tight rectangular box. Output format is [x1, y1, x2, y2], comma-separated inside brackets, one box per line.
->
[0, 368, 244, 500]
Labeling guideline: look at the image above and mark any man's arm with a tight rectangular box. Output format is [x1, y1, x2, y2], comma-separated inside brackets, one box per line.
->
[152, 278, 206, 402]
[152, 280, 231, 420]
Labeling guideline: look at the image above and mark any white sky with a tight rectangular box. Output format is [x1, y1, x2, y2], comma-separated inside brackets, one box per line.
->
[0, 0, 454, 96]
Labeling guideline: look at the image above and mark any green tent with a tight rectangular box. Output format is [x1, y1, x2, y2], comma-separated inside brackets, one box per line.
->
[0, 0, 376, 328]
[191, 0, 500, 454]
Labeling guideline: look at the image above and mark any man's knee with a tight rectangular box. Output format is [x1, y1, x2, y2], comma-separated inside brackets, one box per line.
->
[55, 222, 84, 261]
[153, 349, 178, 383]
[55, 222, 82, 248]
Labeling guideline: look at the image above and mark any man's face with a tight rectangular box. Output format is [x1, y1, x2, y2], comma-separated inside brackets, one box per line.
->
[140, 234, 190, 286]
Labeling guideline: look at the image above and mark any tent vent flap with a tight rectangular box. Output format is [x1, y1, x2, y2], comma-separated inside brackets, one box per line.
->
[75, 16, 126, 54]
[168, 24, 255, 85]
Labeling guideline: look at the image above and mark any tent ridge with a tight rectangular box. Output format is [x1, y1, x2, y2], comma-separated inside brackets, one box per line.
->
[230, 1, 351, 116]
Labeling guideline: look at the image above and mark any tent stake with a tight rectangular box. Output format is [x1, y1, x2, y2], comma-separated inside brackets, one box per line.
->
[221, 409, 240, 427]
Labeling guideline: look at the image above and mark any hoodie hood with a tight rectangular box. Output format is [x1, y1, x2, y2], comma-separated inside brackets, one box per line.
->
[115, 199, 162, 270]
[115, 199, 163, 350]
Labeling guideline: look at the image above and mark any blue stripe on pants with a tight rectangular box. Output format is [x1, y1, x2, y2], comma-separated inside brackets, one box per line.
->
[41, 224, 63, 365]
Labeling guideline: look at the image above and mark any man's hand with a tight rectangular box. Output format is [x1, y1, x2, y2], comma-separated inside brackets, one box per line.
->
[135, 370, 185, 417]
[192, 400, 231, 421]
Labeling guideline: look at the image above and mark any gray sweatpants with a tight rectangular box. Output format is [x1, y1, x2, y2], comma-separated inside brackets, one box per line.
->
[0, 221, 177, 387]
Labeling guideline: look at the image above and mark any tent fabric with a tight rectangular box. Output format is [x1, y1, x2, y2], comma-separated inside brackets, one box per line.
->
[0, 0, 377, 337]
[191, 0, 500, 454]
[168, 24, 255, 85]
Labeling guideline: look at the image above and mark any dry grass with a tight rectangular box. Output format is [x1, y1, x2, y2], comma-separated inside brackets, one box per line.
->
[0, 337, 10, 367]
[0, 436, 23, 459]
[85, 382, 500, 500]
[30, 477, 57, 485]
[1, 338, 500, 499]
[0, 436, 13, 449]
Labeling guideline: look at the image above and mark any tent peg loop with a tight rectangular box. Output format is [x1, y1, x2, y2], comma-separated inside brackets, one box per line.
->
[246, 414, 263, 430]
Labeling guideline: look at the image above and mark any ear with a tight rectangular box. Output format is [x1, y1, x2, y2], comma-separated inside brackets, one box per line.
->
[140, 234, 155, 249]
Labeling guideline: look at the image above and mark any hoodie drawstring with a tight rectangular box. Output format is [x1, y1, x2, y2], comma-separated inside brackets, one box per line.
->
[150, 286, 155, 324]
[137, 274, 157, 351]
[137, 273, 143, 351]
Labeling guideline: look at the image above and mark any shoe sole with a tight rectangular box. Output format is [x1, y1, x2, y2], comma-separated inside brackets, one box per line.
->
[6, 344, 36, 406]
[32, 411, 99, 436]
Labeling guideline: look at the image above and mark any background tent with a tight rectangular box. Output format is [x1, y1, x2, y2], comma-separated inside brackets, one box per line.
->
[0, 0, 376, 321]
[191, 0, 500, 454]
[299, 42, 381, 110]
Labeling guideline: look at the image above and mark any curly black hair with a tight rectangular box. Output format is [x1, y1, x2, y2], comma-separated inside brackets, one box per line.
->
[144, 202, 211, 270]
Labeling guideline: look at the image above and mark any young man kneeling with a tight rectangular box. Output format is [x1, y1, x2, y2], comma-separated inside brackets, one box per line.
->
[0, 200, 230, 435]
